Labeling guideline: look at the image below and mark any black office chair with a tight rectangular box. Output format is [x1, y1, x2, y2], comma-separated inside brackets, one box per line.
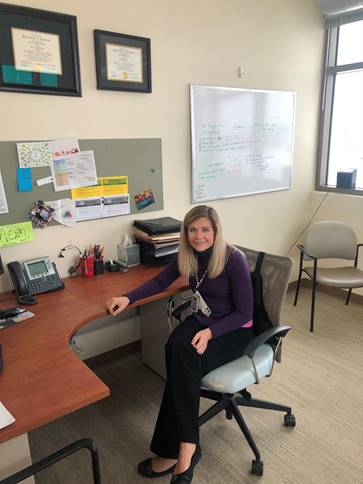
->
[0, 439, 102, 484]
[198, 247, 295, 476]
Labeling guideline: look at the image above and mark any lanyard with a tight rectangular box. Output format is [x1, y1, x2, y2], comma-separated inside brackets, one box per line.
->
[195, 267, 208, 292]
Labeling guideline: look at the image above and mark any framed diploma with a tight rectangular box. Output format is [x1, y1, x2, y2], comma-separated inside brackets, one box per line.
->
[0, 3, 81, 96]
[94, 30, 151, 93]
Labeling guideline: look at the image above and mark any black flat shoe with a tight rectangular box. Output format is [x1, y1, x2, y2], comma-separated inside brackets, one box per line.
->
[170, 444, 202, 483]
[137, 458, 176, 478]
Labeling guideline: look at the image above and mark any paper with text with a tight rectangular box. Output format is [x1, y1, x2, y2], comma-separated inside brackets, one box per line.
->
[50, 151, 98, 192]
[0, 402, 16, 429]
[0, 170, 9, 214]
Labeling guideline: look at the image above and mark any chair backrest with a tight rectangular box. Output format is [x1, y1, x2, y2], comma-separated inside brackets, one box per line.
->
[303, 221, 357, 260]
[236, 246, 292, 327]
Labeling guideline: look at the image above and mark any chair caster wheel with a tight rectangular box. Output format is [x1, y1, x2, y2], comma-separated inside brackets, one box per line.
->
[251, 459, 264, 476]
[225, 410, 233, 420]
[284, 413, 296, 427]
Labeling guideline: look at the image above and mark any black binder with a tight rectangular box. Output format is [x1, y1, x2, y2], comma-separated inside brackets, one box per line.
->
[133, 217, 182, 235]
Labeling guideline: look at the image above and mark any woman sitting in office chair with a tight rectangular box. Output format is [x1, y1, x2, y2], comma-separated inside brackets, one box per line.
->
[106, 205, 253, 483]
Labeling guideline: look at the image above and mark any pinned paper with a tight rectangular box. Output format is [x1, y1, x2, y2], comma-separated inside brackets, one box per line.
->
[45, 199, 76, 227]
[0, 170, 9, 214]
[134, 188, 155, 210]
[50, 151, 98, 192]
[71, 176, 128, 199]
[36, 176, 53, 187]
[0, 222, 35, 247]
[50, 138, 80, 157]
[17, 141, 53, 168]
[17, 167, 32, 192]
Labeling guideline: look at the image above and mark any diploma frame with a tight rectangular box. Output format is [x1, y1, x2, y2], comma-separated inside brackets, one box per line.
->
[94, 30, 151, 93]
[0, 3, 81, 96]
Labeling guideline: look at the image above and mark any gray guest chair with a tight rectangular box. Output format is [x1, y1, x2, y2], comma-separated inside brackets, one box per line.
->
[0, 439, 101, 484]
[199, 247, 294, 477]
[293, 221, 363, 332]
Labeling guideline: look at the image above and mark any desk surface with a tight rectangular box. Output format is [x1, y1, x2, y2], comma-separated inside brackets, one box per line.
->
[0, 265, 186, 444]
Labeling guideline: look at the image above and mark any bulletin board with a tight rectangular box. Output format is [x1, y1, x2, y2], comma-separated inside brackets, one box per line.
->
[0, 138, 163, 225]
[190, 85, 295, 202]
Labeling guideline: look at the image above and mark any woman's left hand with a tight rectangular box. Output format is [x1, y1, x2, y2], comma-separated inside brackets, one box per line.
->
[191, 328, 212, 355]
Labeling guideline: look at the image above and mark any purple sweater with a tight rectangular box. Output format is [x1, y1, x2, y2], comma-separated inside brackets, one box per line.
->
[125, 246, 253, 339]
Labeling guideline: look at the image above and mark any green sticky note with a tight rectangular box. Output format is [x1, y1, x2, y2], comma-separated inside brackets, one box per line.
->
[2, 65, 32, 84]
[40, 73, 58, 87]
[0, 222, 35, 248]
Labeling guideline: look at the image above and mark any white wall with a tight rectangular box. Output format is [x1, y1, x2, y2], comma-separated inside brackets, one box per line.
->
[1, 0, 325, 297]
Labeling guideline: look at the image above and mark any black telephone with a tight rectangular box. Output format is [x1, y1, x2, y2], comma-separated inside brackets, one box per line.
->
[7, 256, 65, 305]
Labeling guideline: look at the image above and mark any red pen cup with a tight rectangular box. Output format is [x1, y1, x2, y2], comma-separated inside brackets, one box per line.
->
[81, 256, 94, 278]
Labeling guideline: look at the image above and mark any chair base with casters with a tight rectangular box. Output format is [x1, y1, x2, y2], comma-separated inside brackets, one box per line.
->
[0, 438, 102, 484]
[199, 326, 295, 476]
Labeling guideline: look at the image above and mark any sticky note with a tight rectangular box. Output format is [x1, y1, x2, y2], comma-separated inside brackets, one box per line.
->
[17, 167, 32, 192]
[0, 222, 34, 248]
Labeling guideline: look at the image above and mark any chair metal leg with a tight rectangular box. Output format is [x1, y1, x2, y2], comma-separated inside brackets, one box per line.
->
[199, 398, 228, 427]
[310, 261, 317, 332]
[230, 400, 261, 462]
[0, 439, 102, 484]
[345, 288, 352, 305]
[293, 252, 304, 306]
[235, 396, 292, 414]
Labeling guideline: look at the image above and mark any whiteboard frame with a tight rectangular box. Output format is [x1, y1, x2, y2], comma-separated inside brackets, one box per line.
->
[190, 84, 296, 203]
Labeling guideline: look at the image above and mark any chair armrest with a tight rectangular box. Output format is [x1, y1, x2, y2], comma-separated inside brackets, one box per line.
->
[172, 300, 191, 320]
[297, 244, 317, 261]
[242, 325, 291, 359]
[355, 243, 363, 266]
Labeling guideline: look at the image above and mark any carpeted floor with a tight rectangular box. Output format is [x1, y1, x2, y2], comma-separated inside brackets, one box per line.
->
[29, 283, 363, 483]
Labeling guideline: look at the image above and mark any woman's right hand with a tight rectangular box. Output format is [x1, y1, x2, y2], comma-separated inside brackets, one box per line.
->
[106, 296, 130, 316]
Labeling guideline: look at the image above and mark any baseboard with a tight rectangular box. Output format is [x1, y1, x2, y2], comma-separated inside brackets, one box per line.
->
[85, 340, 141, 369]
[288, 279, 363, 306]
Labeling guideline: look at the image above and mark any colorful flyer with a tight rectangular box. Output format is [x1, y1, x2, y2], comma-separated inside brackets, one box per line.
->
[71, 176, 128, 199]
[16, 141, 53, 168]
[134, 188, 155, 210]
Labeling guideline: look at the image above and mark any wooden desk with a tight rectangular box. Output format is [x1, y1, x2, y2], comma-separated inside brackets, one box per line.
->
[0, 265, 186, 445]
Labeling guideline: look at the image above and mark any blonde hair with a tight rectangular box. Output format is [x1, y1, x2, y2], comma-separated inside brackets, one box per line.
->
[178, 205, 227, 278]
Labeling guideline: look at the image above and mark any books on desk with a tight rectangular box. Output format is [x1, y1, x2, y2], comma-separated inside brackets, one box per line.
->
[133, 217, 181, 265]
[133, 216, 182, 235]
[134, 229, 180, 243]
[138, 240, 179, 258]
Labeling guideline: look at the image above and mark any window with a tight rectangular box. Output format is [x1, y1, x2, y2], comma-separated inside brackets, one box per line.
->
[316, 11, 363, 194]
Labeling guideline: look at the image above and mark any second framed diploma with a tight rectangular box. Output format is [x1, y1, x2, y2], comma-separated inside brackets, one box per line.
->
[94, 30, 151, 93]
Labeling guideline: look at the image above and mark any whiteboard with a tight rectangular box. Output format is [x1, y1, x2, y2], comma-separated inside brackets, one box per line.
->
[190, 85, 295, 202]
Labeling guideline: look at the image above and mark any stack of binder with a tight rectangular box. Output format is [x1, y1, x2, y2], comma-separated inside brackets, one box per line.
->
[133, 217, 182, 265]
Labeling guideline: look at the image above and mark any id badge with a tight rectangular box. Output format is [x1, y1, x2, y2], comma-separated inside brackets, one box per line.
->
[191, 292, 199, 312]
[192, 291, 211, 317]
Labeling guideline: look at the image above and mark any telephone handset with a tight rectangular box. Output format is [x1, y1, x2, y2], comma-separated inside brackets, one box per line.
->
[7, 257, 65, 305]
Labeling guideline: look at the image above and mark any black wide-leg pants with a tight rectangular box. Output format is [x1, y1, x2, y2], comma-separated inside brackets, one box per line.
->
[150, 316, 254, 459]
